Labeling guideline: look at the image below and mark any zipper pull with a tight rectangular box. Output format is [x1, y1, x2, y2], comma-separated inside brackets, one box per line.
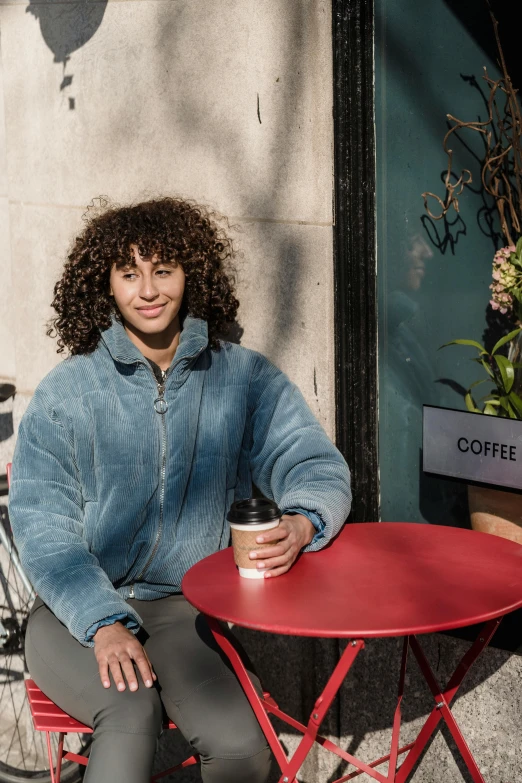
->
[128, 585, 135, 599]
[154, 370, 168, 414]
[154, 393, 168, 414]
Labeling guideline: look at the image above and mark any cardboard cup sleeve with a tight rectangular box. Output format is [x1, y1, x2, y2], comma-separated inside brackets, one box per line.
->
[230, 520, 280, 579]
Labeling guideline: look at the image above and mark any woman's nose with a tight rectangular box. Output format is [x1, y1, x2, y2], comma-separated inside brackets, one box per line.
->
[139, 276, 158, 299]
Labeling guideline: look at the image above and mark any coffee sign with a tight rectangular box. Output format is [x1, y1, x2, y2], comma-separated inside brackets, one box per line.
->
[423, 405, 522, 490]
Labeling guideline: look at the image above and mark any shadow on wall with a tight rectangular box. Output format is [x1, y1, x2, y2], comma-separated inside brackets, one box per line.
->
[26, 0, 108, 106]
[24, 1, 311, 365]
[154, 3, 309, 366]
[0, 386, 15, 443]
[443, 0, 522, 90]
[0, 414, 13, 443]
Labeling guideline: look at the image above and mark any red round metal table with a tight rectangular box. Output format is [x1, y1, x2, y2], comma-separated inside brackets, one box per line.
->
[182, 522, 522, 783]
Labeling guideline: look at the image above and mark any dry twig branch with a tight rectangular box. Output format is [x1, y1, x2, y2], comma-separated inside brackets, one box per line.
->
[422, 8, 522, 246]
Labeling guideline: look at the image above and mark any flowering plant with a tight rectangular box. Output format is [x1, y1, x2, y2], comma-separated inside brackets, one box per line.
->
[441, 240, 522, 418]
[490, 240, 522, 318]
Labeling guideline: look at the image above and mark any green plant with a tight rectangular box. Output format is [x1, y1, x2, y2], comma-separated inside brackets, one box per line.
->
[441, 237, 522, 418]
[441, 325, 522, 417]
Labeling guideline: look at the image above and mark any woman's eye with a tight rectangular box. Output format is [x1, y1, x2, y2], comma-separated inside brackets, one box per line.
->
[156, 269, 171, 276]
[123, 273, 137, 280]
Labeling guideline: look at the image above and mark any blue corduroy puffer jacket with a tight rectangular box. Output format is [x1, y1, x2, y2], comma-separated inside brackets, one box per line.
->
[9, 317, 351, 645]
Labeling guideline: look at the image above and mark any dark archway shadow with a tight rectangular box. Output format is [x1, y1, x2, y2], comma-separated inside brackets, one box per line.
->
[443, 0, 522, 91]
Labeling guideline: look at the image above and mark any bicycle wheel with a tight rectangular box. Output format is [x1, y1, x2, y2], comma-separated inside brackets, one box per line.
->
[0, 505, 90, 782]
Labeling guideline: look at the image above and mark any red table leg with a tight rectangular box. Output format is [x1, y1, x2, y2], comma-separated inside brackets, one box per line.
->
[395, 617, 502, 783]
[207, 617, 399, 783]
[387, 637, 409, 781]
[206, 616, 501, 783]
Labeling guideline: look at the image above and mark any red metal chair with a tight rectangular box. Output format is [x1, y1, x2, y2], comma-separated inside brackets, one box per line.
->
[25, 679, 199, 783]
[6, 464, 200, 782]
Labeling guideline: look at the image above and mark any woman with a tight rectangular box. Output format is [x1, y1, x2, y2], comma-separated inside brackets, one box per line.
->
[9, 197, 351, 783]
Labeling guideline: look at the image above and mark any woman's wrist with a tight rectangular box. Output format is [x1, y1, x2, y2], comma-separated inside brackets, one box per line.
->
[93, 620, 124, 642]
[289, 514, 316, 547]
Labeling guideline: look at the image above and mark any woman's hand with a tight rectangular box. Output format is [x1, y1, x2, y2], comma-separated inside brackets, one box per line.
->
[249, 513, 315, 578]
[94, 622, 157, 691]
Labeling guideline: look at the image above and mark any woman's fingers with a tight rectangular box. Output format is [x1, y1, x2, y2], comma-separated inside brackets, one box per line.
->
[250, 527, 295, 562]
[256, 552, 293, 570]
[261, 548, 296, 576]
[251, 522, 292, 558]
[255, 514, 315, 552]
[133, 649, 154, 688]
[98, 658, 111, 689]
[120, 654, 140, 692]
[108, 654, 127, 692]
[250, 542, 289, 561]
[98, 649, 155, 691]
[146, 652, 158, 681]
[251, 516, 314, 577]
[94, 621, 157, 691]
[255, 523, 290, 545]
[264, 564, 292, 578]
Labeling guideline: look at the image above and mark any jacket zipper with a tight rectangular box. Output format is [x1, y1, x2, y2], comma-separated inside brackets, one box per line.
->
[128, 368, 168, 599]
[127, 345, 207, 600]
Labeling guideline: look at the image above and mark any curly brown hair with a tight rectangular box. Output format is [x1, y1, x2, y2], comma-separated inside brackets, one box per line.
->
[47, 197, 239, 354]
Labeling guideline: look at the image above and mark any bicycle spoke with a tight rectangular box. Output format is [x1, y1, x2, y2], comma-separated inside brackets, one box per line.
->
[4, 552, 27, 609]
[6, 661, 27, 767]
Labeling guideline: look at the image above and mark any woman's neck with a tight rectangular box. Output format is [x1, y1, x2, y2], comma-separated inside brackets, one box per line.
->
[123, 316, 182, 371]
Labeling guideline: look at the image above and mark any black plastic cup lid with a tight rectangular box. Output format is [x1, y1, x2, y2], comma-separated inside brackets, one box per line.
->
[227, 498, 281, 525]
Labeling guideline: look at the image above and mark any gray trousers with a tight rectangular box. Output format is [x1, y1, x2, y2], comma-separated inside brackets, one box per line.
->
[25, 594, 272, 783]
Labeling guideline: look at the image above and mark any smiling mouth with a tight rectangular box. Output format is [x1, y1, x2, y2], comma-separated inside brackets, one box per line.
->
[136, 303, 167, 317]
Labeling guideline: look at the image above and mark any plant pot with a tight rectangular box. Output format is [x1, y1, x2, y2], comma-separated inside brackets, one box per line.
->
[468, 484, 522, 544]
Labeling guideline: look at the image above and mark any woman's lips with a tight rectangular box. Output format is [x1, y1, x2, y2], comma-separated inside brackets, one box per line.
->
[136, 303, 167, 318]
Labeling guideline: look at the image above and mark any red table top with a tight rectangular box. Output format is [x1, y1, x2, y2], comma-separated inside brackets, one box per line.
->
[182, 523, 522, 638]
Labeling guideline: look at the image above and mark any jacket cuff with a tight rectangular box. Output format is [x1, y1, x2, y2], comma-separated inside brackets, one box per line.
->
[75, 602, 143, 647]
[85, 613, 140, 643]
[283, 507, 326, 550]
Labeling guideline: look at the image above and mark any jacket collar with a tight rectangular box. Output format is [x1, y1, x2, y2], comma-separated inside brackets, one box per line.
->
[99, 315, 209, 369]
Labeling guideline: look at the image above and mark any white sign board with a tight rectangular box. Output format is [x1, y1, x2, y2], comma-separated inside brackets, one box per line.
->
[423, 405, 522, 490]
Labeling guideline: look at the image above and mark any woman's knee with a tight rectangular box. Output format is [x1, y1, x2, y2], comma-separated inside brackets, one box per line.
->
[174, 676, 271, 781]
[93, 686, 163, 737]
[201, 747, 272, 783]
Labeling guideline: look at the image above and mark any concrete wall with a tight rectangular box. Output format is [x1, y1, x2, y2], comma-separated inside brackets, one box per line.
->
[0, 0, 335, 469]
[1, 3, 521, 782]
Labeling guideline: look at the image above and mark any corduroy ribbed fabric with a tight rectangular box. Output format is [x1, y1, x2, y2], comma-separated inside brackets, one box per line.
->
[9, 317, 352, 646]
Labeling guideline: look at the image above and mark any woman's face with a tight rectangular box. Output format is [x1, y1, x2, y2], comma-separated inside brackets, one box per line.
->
[109, 245, 186, 336]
